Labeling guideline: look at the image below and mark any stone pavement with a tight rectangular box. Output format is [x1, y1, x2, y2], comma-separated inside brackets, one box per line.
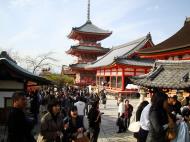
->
[85, 98, 140, 142]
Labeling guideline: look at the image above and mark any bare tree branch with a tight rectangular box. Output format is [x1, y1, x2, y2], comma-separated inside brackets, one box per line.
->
[24, 51, 58, 74]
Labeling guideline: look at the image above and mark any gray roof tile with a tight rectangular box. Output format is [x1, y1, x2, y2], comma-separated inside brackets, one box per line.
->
[115, 58, 154, 67]
[71, 45, 110, 52]
[130, 60, 190, 89]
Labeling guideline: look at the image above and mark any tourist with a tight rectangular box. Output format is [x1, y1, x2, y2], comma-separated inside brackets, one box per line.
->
[136, 101, 149, 122]
[124, 99, 133, 130]
[38, 99, 63, 142]
[39, 99, 48, 119]
[133, 101, 149, 140]
[100, 90, 107, 109]
[116, 113, 126, 133]
[168, 95, 182, 115]
[117, 93, 122, 106]
[118, 98, 125, 118]
[117, 98, 125, 133]
[88, 101, 102, 142]
[74, 96, 86, 122]
[63, 106, 85, 142]
[62, 91, 73, 115]
[146, 91, 175, 142]
[138, 103, 151, 142]
[181, 107, 190, 131]
[137, 93, 156, 142]
[30, 90, 40, 124]
[7, 92, 36, 142]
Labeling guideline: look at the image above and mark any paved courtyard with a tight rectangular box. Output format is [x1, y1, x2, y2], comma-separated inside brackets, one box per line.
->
[91, 98, 139, 142]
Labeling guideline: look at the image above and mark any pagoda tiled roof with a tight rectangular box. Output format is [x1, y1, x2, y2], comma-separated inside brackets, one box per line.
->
[73, 21, 112, 35]
[70, 45, 110, 52]
[139, 17, 190, 55]
[70, 63, 88, 69]
[130, 60, 190, 89]
[0, 57, 52, 85]
[87, 33, 153, 68]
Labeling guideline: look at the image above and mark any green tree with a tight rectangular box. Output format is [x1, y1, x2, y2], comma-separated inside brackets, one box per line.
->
[43, 73, 74, 87]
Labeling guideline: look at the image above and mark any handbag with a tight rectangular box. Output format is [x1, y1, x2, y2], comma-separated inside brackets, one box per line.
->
[73, 133, 89, 142]
[166, 128, 176, 141]
[128, 121, 140, 133]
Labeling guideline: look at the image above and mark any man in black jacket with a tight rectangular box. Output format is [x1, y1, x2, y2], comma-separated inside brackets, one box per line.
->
[88, 101, 101, 142]
[7, 92, 36, 142]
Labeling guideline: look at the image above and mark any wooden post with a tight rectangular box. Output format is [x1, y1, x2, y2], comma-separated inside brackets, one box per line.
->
[122, 68, 125, 91]
[116, 67, 118, 88]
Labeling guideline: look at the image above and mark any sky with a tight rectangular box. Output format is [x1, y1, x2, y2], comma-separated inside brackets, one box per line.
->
[0, 0, 190, 72]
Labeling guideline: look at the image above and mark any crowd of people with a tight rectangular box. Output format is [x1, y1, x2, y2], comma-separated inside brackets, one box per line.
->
[7, 86, 106, 142]
[134, 89, 190, 142]
[6, 85, 190, 142]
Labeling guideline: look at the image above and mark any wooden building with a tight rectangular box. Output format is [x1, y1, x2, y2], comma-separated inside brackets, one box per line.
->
[0, 51, 51, 123]
[87, 34, 154, 94]
[139, 17, 190, 60]
[66, 0, 112, 86]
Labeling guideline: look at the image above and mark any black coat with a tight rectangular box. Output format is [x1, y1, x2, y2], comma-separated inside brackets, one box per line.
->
[146, 108, 168, 142]
[7, 107, 35, 142]
[62, 116, 84, 142]
[88, 107, 101, 130]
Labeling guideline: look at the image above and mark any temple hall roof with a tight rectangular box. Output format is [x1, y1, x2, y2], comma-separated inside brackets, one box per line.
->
[114, 58, 154, 67]
[130, 60, 190, 89]
[87, 33, 153, 68]
[139, 17, 190, 55]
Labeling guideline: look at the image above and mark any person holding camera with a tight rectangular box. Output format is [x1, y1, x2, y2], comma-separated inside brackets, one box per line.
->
[62, 106, 85, 142]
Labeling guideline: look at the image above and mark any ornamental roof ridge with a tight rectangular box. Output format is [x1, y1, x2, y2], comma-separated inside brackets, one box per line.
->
[185, 16, 190, 24]
[156, 59, 190, 64]
[112, 35, 147, 50]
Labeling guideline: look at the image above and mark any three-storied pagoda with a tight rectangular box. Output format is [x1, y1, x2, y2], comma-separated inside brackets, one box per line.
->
[66, 0, 112, 85]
